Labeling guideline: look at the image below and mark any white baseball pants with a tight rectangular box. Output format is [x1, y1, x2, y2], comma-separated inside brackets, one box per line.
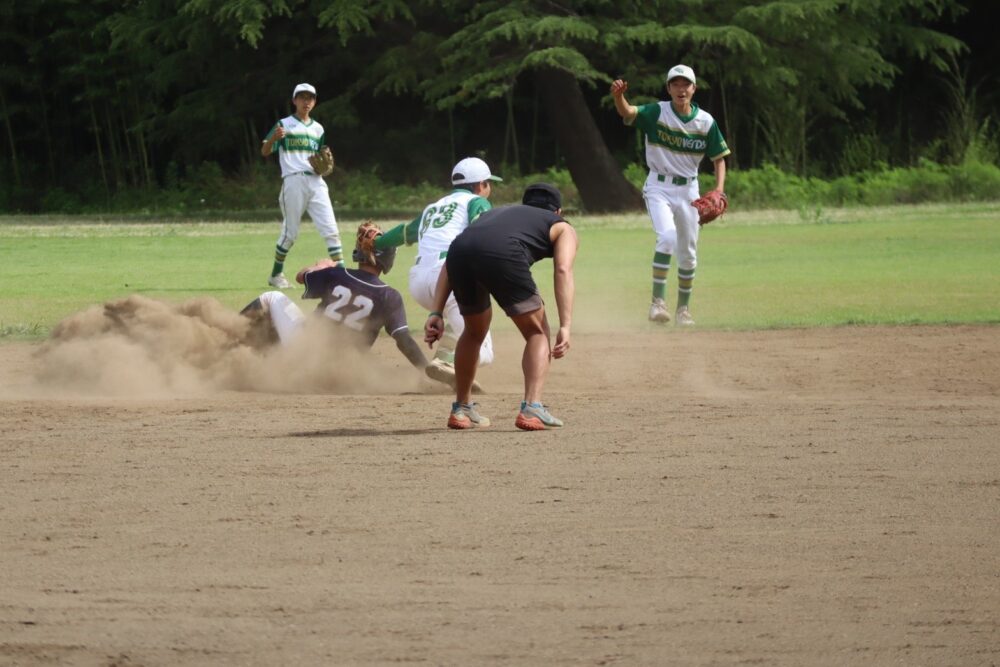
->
[259, 291, 305, 344]
[409, 258, 494, 365]
[642, 172, 701, 271]
[276, 173, 341, 251]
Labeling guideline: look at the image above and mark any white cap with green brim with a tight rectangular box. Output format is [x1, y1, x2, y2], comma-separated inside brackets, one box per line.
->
[293, 83, 317, 98]
[666, 65, 696, 84]
[451, 157, 503, 185]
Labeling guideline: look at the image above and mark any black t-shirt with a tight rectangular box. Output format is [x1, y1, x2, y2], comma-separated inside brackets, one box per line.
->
[451, 204, 566, 264]
[302, 266, 408, 347]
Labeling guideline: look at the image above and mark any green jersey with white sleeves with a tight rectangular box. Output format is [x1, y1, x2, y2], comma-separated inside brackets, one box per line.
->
[627, 102, 730, 178]
[265, 115, 326, 178]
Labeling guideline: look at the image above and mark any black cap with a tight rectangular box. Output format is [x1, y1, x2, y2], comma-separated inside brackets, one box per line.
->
[522, 183, 562, 212]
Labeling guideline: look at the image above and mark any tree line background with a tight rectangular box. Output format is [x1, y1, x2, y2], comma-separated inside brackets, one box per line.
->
[1, 0, 996, 213]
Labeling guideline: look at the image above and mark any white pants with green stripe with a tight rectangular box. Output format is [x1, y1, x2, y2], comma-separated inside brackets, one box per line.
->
[642, 173, 700, 271]
[276, 173, 341, 252]
[409, 257, 494, 365]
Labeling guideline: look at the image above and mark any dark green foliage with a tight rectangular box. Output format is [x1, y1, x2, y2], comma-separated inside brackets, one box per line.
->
[5, 158, 995, 217]
[0, 0, 992, 213]
[703, 160, 1000, 209]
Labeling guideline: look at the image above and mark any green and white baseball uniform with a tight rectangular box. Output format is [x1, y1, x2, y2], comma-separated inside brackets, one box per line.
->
[627, 101, 730, 309]
[628, 101, 729, 267]
[264, 115, 342, 270]
[408, 189, 494, 364]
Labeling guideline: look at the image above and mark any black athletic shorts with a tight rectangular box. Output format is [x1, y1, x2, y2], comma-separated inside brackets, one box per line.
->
[446, 243, 543, 317]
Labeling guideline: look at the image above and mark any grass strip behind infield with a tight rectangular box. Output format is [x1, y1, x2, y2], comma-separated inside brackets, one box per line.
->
[1, 203, 998, 340]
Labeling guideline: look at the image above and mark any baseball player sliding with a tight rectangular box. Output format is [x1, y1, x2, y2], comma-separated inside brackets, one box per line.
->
[611, 64, 730, 326]
[260, 83, 343, 290]
[241, 222, 447, 385]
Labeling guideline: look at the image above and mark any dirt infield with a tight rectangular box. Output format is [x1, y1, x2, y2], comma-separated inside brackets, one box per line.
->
[2, 325, 998, 666]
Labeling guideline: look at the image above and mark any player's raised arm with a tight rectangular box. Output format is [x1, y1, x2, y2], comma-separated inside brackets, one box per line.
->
[610, 79, 638, 123]
[261, 123, 285, 157]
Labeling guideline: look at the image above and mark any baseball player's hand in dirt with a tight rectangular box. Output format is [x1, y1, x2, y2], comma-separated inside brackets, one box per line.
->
[552, 326, 571, 359]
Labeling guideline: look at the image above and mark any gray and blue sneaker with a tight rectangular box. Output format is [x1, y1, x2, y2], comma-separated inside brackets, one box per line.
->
[447, 401, 491, 429]
[515, 401, 564, 430]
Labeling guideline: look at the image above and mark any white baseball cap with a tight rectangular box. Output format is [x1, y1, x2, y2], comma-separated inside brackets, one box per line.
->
[292, 83, 317, 98]
[666, 64, 696, 84]
[451, 157, 503, 185]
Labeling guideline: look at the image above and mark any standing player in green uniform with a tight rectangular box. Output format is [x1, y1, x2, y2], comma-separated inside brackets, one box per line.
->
[260, 83, 343, 289]
[611, 64, 730, 325]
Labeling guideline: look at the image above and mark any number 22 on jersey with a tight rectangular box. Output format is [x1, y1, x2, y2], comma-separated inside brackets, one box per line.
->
[322, 285, 373, 331]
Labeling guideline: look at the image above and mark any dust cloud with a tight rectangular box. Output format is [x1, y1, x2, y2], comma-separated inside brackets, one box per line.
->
[31, 295, 428, 397]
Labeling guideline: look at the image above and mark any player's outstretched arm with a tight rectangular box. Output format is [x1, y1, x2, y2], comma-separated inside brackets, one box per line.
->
[375, 215, 421, 250]
[392, 330, 430, 370]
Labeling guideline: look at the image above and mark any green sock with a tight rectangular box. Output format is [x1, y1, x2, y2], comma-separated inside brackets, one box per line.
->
[435, 330, 457, 363]
[677, 268, 695, 308]
[652, 252, 670, 300]
[272, 244, 289, 277]
[327, 245, 343, 265]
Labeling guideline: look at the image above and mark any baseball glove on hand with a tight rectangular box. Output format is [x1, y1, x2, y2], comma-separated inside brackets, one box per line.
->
[691, 190, 728, 226]
[308, 146, 334, 176]
[356, 220, 381, 264]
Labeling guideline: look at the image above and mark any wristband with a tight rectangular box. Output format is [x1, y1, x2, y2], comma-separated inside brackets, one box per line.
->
[428, 311, 442, 318]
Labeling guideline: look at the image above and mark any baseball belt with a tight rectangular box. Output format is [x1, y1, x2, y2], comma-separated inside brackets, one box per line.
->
[655, 172, 696, 185]
[415, 251, 448, 265]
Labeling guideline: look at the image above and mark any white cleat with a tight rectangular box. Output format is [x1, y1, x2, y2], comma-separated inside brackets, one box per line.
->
[425, 358, 484, 394]
[675, 306, 695, 326]
[648, 297, 671, 323]
[267, 273, 292, 289]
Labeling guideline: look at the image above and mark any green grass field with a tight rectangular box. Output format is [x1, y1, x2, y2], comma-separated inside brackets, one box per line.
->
[1, 202, 998, 340]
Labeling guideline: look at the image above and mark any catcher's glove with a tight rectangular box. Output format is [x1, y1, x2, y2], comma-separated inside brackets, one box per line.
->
[691, 190, 728, 226]
[308, 146, 334, 177]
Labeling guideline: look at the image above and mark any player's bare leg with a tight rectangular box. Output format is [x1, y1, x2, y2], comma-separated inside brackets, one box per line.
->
[510, 307, 551, 404]
[511, 307, 563, 430]
[454, 308, 489, 403]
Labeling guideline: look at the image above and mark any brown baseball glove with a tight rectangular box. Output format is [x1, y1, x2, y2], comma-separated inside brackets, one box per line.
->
[691, 190, 728, 225]
[355, 220, 382, 265]
[308, 146, 334, 176]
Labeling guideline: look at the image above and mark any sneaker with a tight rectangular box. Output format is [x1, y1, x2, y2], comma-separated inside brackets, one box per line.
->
[447, 401, 491, 429]
[515, 401, 564, 431]
[648, 297, 671, 323]
[675, 306, 695, 326]
[268, 273, 292, 289]
[425, 358, 484, 394]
